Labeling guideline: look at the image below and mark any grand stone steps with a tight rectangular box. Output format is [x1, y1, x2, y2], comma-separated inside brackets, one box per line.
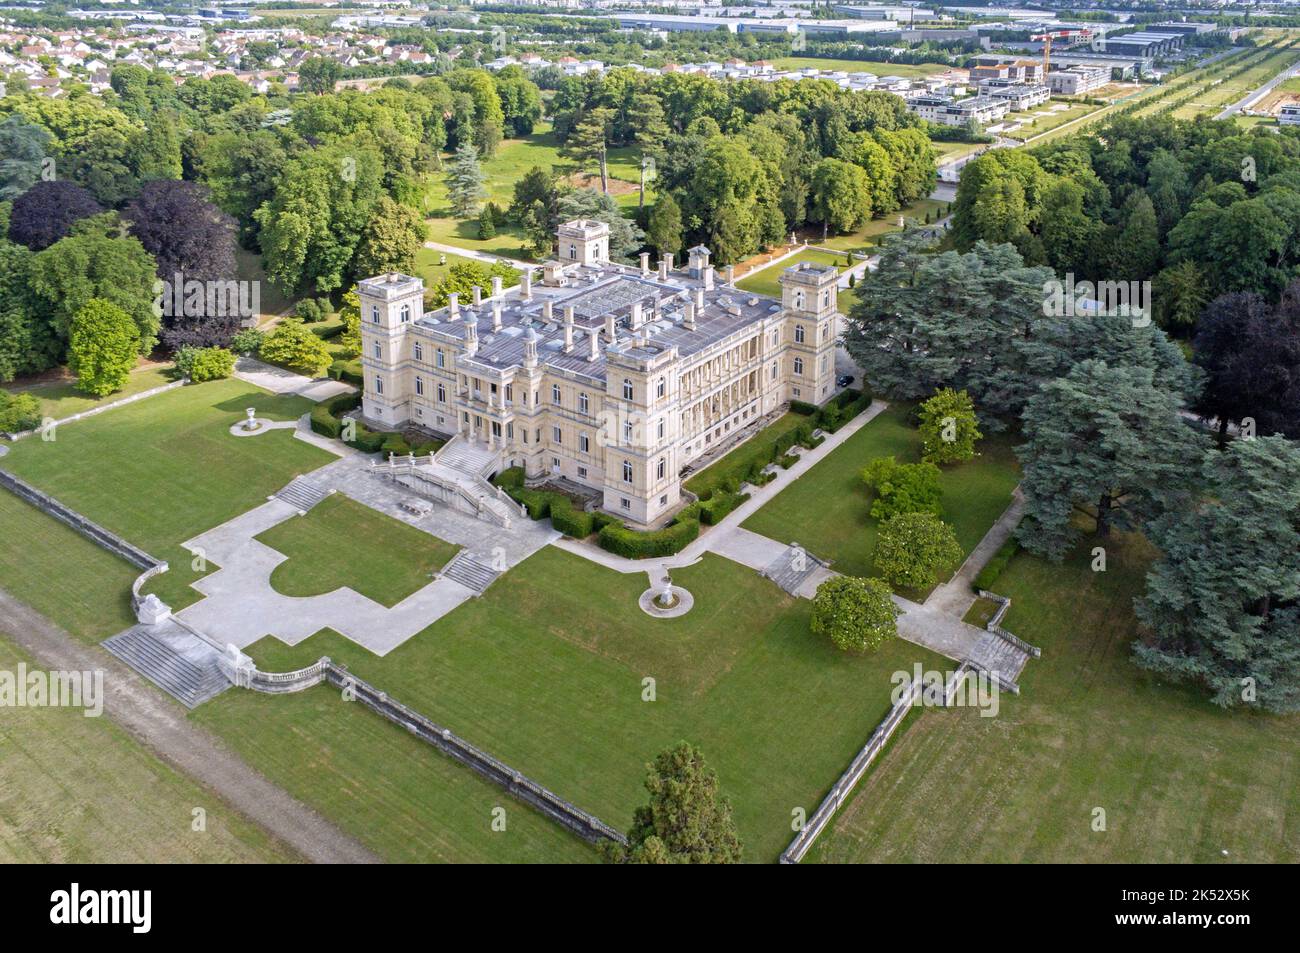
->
[440, 551, 501, 595]
[763, 544, 829, 595]
[102, 622, 229, 708]
[274, 477, 329, 513]
[965, 629, 1030, 694]
[435, 439, 500, 478]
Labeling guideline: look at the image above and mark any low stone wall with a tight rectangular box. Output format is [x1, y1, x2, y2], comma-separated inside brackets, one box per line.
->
[0, 468, 162, 571]
[226, 653, 626, 847]
[780, 666, 971, 865]
[975, 589, 1042, 658]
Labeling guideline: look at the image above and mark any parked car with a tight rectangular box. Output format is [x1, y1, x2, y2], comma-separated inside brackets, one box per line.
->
[836, 374, 855, 388]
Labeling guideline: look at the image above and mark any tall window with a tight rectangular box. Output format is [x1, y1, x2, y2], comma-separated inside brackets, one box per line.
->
[623, 420, 633, 443]
[579, 392, 589, 414]
[436, 350, 445, 368]
[552, 426, 562, 444]
[373, 342, 382, 358]
[413, 342, 423, 361]
[552, 384, 561, 404]
[656, 377, 665, 398]
[623, 460, 633, 483]
[415, 376, 424, 395]
[370, 306, 380, 324]
[579, 433, 590, 453]
[656, 458, 665, 480]
[400, 303, 411, 323]
[437, 383, 446, 403]
[568, 244, 577, 260]
[794, 324, 805, 344]
[657, 419, 665, 440]
[623, 379, 633, 400]
[375, 376, 384, 395]
[793, 357, 803, 376]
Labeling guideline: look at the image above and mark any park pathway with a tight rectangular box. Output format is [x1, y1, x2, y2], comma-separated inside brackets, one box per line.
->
[422, 241, 532, 269]
[0, 588, 380, 864]
[925, 487, 1025, 619]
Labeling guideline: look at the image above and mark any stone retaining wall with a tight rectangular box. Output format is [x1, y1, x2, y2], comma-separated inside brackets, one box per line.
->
[1, 379, 186, 442]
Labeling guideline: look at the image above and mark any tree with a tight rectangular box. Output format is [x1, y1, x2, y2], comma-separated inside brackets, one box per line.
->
[0, 389, 41, 434]
[632, 92, 671, 212]
[874, 512, 963, 592]
[810, 575, 899, 653]
[1016, 360, 1202, 561]
[1193, 289, 1300, 441]
[354, 196, 427, 278]
[917, 388, 982, 464]
[68, 298, 139, 397]
[809, 158, 872, 234]
[646, 192, 683, 260]
[494, 67, 543, 137]
[29, 219, 161, 357]
[8, 180, 103, 251]
[125, 180, 236, 283]
[0, 238, 58, 382]
[447, 69, 505, 157]
[425, 260, 518, 309]
[1106, 191, 1160, 283]
[604, 741, 742, 864]
[861, 456, 943, 521]
[299, 57, 342, 95]
[1134, 437, 1300, 713]
[0, 114, 51, 201]
[444, 141, 488, 219]
[563, 106, 615, 194]
[258, 319, 332, 376]
[1152, 260, 1208, 331]
[337, 291, 361, 356]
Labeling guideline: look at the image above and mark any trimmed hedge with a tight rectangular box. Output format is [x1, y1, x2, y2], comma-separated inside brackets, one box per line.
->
[328, 359, 363, 387]
[491, 467, 608, 538]
[310, 391, 361, 439]
[973, 536, 1020, 593]
[818, 388, 872, 433]
[598, 517, 699, 558]
[309, 391, 440, 455]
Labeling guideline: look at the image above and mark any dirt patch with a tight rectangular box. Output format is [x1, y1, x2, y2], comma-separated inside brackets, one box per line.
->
[567, 172, 639, 196]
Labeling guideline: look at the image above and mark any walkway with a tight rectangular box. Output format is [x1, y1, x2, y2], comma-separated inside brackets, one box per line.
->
[925, 487, 1025, 619]
[422, 241, 532, 270]
[233, 356, 354, 402]
[0, 588, 379, 864]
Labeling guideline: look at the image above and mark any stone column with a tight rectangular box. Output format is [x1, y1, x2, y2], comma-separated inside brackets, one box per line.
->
[491, 275, 503, 299]
[472, 285, 482, 308]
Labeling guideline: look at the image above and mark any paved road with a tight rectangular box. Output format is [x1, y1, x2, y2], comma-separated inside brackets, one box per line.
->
[0, 589, 381, 864]
[422, 241, 531, 269]
[1216, 54, 1300, 118]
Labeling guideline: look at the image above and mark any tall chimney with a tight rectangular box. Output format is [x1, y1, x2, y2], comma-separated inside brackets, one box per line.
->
[491, 275, 503, 299]
[724, 264, 735, 285]
[640, 252, 650, 276]
[694, 288, 705, 312]
[563, 307, 574, 352]
[658, 257, 668, 281]
[630, 301, 643, 330]
[492, 300, 502, 331]
[448, 292, 459, 320]
[472, 285, 482, 308]
[665, 252, 674, 274]
[684, 298, 697, 330]
[521, 269, 533, 300]
[604, 311, 616, 343]
[703, 265, 715, 291]
[543, 299, 554, 323]
[587, 328, 599, 362]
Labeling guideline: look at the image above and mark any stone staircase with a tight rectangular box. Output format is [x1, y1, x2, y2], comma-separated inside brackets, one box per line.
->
[440, 551, 502, 595]
[762, 544, 830, 596]
[965, 629, 1031, 695]
[435, 436, 500, 478]
[102, 620, 230, 708]
[274, 477, 329, 513]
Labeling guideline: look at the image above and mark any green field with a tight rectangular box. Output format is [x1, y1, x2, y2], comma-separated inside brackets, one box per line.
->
[811, 528, 1300, 863]
[814, 197, 948, 253]
[258, 493, 459, 607]
[742, 403, 1021, 581]
[769, 57, 949, 79]
[1000, 101, 1102, 142]
[232, 548, 944, 863]
[736, 249, 848, 299]
[1170, 46, 1300, 120]
[13, 364, 178, 421]
[0, 633, 298, 862]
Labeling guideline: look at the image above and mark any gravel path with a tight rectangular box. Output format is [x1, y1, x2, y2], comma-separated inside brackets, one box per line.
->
[0, 589, 380, 864]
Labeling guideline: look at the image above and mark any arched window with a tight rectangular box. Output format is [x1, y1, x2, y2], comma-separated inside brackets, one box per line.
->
[623, 460, 633, 483]
[623, 378, 634, 400]
[794, 357, 804, 376]
[794, 324, 805, 344]
[400, 303, 411, 323]
[413, 342, 423, 361]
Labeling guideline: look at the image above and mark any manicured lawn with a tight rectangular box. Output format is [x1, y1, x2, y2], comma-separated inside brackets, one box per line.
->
[425, 215, 535, 261]
[194, 663, 596, 864]
[0, 491, 138, 642]
[963, 596, 1000, 629]
[683, 412, 809, 498]
[737, 249, 848, 298]
[0, 634, 297, 862]
[0, 379, 333, 558]
[741, 403, 1021, 580]
[236, 246, 294, 321]
[413, 245, 499, 287]
[233, 548, 944, 863]
[999, 101, 1101, 142]
[811, 529, 1300, 863]
[815, 197, 949, 253]
[258, 494, 459, 607]
[14, 364, 177, 421]
[769, 57, 949, 79]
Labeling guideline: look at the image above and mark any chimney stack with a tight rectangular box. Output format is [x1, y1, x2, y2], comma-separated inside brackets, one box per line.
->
[724, 264, 735, 285]
[658, 257, 668, 281]
[630, 301, 643, 330]
[448, 292, 459, 320]
[604, 311, 617, 343]
[563, 306, 574, 352]
[491, 275, 503, 299]
[492, 300, 502, 331]
[694, 288, 705, 312]
[521, 269, 533, 300]
[543, 299, 554, 324]
[703, 265, 715, 291]
[640, 252, 650, 276]
[587, 328, 599, 362]
[684, 298, 697, 330]
[472, 285, 482, 308]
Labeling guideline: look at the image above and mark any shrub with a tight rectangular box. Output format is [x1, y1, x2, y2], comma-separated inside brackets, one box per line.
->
[309, 391, 361, 439]
[549, 497, 598, 537]
[696, 489, 749, 525]
[973, 536, 1020, 592]
[260, 318, 332, 376]
[818, 388, 872, 432]
[918, 387, 982, 465]
[328, 359, 364, 386]
[187, 347, 235, 382]
[295, 297, 330, 322]
[598, 517, 699, 558]
[810, 576, 899, 654]
[875, 512, 963, 592]
[789, 399, 818, 416]
[69, 298, 139, 397]
[0, 389, 41, 433]
[861, 456, 943, 520]
[230, 327, 264, 355]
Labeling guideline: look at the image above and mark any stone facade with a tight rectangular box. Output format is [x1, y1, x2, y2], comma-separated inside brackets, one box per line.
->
[357, 220, 841, 528]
